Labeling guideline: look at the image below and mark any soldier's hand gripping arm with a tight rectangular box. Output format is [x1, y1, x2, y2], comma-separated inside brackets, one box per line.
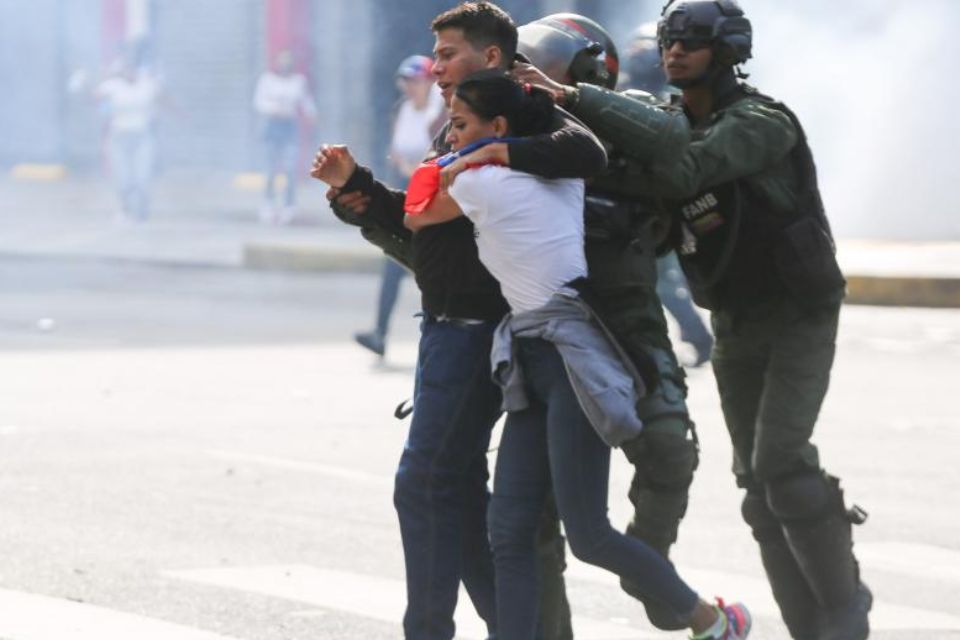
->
[513, 62, 689, 166]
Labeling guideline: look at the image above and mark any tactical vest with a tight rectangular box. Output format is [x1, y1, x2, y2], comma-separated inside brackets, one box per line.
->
[670, 88, 845, 312]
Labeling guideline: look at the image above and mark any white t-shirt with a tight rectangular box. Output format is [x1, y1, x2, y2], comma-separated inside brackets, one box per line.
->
[97, 75, 160, 134]
[390, 87, 444, 171]
[253, 71, 317, 120]
[448, 166, 586, 313]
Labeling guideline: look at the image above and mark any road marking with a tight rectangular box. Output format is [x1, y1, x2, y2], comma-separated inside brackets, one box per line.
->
[167, 564, 658, 640]
[566, 557, 960, 631]
[205, 449, 392, 489]
[858, 541, 960, 584]
[0, 588, 241, 640]
[199, 451, 960, 632]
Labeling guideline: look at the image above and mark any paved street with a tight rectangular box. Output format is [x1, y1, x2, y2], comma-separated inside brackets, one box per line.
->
[1, 257, 959, 639]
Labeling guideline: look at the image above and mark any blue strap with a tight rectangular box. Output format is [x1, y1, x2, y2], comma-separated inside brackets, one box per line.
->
[435, 137, 521, 168]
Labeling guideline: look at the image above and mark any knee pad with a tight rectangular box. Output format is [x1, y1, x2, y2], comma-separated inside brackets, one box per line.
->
[637, 349, 689, 416]
[741, 490, 782, 543]
[766, 471, 840, 523]
[629, 428, 699, 490]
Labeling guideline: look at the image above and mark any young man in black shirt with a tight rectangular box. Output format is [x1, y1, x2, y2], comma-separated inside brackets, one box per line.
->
[311, 4, 605, 639]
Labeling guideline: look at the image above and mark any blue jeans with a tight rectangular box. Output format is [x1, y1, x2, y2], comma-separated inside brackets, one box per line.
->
[394, 316, 502, 640]
[374, 258, 408, 338]
[656, 252, 713, 354]
[109, 129, 154, 219]
[263, 118, 298, 206]
[488, 338, 699, 640]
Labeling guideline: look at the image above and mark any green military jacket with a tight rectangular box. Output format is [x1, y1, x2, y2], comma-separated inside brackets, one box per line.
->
[633, 88, 800, 215]
[571, 80, 843, 311]
[567, 80, 800, 215]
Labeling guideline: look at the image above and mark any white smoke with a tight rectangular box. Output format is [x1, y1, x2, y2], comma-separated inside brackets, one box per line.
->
[744, 0, 960, 240]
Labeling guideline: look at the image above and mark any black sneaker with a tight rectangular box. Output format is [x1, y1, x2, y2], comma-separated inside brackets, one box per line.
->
[354, 331, 385, 357]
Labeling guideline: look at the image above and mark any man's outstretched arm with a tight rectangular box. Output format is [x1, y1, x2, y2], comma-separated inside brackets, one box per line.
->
[312, 145, 414, 267]
[437, 109, 607, 187]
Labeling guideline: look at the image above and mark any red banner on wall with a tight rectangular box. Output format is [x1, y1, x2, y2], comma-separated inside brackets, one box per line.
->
[101, 0, 127, 64]
[266, 0, 312, 76]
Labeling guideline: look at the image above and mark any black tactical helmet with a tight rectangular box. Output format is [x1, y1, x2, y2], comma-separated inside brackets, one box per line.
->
[658, 0, 752, 66]
[517, 13, 619, 89]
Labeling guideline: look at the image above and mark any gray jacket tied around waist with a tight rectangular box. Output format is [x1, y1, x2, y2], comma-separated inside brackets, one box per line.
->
[491, 288, 646, 447]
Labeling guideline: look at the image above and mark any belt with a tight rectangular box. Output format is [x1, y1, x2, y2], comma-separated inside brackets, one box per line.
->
[433, 314, 487, 327]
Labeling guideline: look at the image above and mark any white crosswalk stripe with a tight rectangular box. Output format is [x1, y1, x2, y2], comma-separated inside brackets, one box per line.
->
[205, 448, 393, 489]
[166, 564, 656, 640]
[200, 450, 960, 634]
[566, 558, 960, 631]
[857, 542, 960, 584]
[0, 588, 241, 640]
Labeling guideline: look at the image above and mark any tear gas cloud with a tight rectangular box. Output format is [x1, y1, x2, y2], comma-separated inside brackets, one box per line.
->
[612, 0, 958, 240]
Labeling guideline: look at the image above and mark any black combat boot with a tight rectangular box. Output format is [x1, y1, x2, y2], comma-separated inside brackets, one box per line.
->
[769, 473, 871, 640]
[757, 537, 821, 639]
[741, 490, 819, 639]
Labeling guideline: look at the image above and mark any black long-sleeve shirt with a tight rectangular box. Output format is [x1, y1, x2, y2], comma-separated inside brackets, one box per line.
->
[339, 109, 606, 320]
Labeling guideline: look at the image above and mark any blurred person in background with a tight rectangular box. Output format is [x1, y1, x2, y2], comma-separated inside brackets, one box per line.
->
[354, 54, 445, 358]
[95, 52, 163, 222]
[623, 21, 714, 367]
[253, 49, 317, 225]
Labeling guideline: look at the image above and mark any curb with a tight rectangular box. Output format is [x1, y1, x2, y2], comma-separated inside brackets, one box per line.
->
[10, 164, 68, 181]
[243, 242, 382, 274]
[243, 241, 960, 308]
[845, 275, 960, 308]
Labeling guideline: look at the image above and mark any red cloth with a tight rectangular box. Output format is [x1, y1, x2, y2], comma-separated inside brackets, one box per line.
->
[404, 160, 442, 215]
[404, 159, 504, 215]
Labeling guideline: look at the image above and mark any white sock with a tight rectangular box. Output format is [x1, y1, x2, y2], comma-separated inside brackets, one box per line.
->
[691, 606, 727, 640]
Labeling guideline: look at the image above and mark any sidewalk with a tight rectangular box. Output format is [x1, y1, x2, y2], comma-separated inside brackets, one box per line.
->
[2, 170, 958, 307]
[0, 168, 378, 271]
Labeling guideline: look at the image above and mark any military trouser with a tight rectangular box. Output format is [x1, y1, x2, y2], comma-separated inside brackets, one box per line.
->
[712, 298, 869, 640]
[582, 225, 699, 631]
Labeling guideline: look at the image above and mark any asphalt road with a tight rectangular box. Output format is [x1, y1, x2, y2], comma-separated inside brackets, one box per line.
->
[1, 256, 958, 639]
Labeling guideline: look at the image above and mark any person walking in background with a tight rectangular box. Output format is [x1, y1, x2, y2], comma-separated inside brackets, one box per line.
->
[355, 54, 445, 358]
[253, 49, 317, 225]
[95, 55, 163, 222]
[623, 22, 713, 367]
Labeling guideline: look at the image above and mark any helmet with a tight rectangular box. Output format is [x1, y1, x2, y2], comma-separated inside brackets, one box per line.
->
[623, 21, 667, 94]
[517, 13, 619, 89]
[658, 0, 752, 67]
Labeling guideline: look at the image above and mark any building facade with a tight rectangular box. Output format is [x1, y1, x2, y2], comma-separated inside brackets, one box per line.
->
[0, 0, 638, 174]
